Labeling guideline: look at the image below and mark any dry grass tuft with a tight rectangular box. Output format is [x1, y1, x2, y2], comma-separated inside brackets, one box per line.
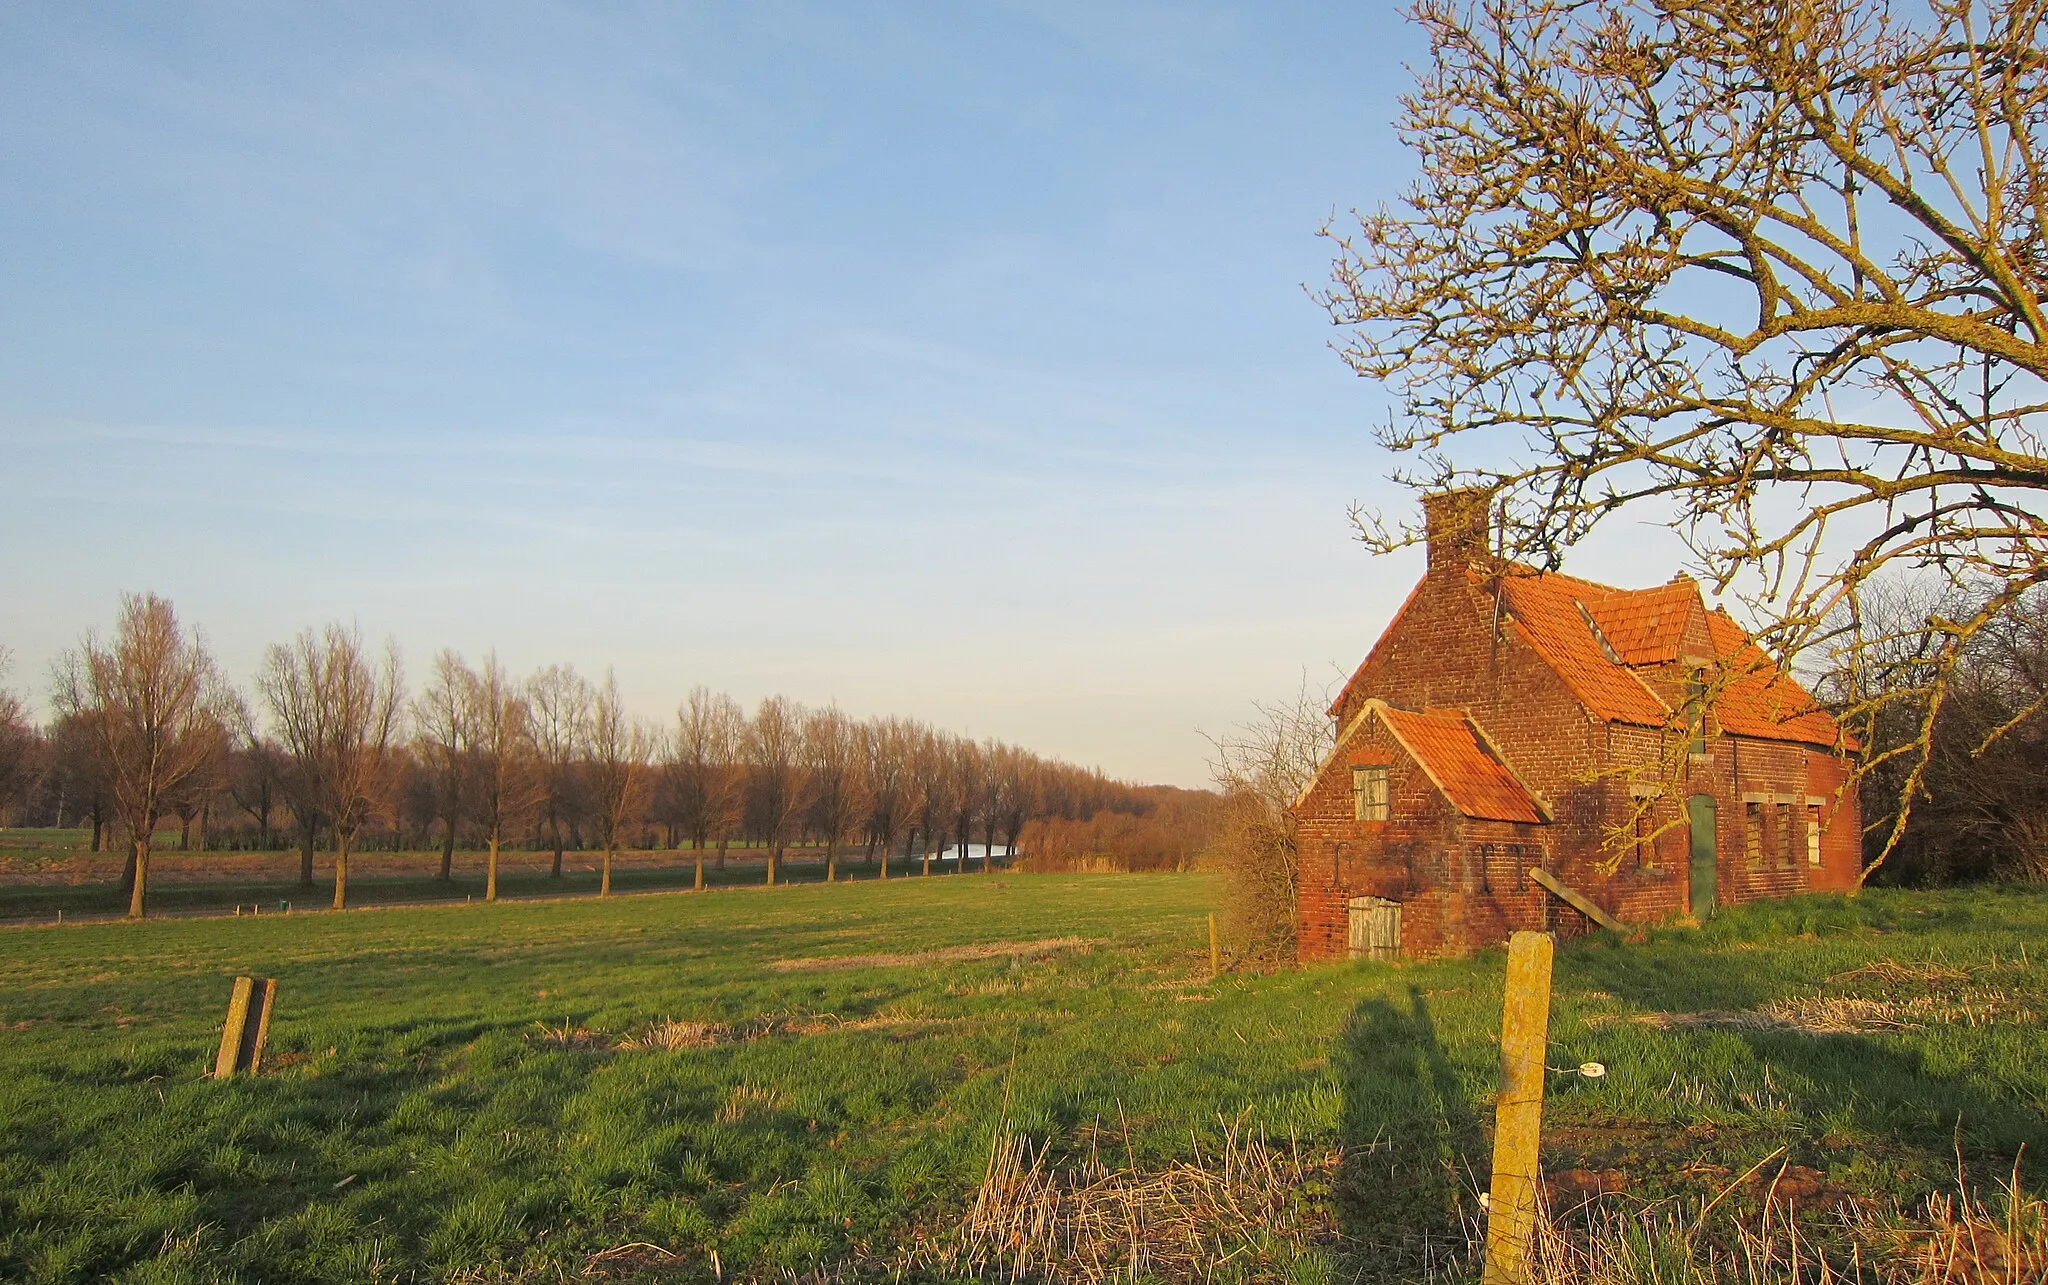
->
[717, 1082, 790, 1123]
[530, 1018, 610, 1050]
[616, 1018, 731, 1051]
[1522, 1164, 2048, 1285]
[931, 1116, 1336, 1283]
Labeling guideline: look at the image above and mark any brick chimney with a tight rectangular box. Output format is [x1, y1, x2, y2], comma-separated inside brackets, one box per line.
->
[1422, 486, 1496, 574]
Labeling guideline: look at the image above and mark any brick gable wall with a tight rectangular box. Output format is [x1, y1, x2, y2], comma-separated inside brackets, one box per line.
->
[1299, 557, 1864, 961]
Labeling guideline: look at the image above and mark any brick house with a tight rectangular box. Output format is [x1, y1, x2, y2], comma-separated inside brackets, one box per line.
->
[1295, 488, 1862, 961]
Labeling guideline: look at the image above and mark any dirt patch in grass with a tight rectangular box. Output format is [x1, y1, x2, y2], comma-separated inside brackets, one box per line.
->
[767, 936, 1097, 973]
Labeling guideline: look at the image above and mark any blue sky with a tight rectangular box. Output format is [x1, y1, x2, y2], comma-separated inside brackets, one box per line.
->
[0, 3, 1698, 785]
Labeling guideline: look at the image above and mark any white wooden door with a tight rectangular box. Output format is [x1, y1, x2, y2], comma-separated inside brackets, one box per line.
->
[1347, 896, 1401, 960]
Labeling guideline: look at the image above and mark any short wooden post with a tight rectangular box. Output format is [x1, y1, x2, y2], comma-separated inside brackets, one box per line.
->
[1207, 913, 1222, 979]
[213, 976, 278, 1079]
[1482, 931, 1554, 1285]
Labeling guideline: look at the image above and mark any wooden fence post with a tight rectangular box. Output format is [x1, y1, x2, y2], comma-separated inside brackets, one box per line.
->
[1482, 931, 1553, 1285]
[213, 976, 278, 1079]
[1207, 912, 1221, 979]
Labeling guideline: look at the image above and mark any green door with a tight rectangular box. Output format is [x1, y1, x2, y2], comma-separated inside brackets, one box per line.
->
[1687, 794, 1718, 918]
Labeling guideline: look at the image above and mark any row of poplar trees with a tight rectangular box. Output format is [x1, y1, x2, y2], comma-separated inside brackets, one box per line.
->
[11, 593, 1144, 917]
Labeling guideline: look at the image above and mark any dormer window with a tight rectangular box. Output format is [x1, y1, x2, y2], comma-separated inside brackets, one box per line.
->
[1352, 765, 1390, 822]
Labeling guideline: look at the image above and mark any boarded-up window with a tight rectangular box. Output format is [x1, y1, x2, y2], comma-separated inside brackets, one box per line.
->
[1807, 804, 1823, 866]
[1634, 807, 1655, 868]
[1347, 896, 1401, 960]
[1745, 802, 1763, 866]
[1352, 765, 1390, 822]
[1778, 803, 1796, 868]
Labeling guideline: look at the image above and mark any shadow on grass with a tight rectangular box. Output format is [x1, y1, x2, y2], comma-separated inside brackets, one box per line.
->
[1333, 984, 1482, 1275]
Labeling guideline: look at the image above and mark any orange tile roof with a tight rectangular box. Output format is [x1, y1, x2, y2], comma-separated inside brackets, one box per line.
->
[1704, 609, 1855, 750]
[1375, 704, 1548, 824]
[1584, 579, 1698, 664]
[1487, 570, 1672, 727]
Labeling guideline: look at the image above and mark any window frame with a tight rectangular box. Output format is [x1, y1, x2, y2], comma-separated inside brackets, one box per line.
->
[1352, 764, 1390, 823]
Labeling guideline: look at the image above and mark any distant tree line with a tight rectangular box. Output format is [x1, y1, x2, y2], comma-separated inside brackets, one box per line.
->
[0, 594, 1200, 917]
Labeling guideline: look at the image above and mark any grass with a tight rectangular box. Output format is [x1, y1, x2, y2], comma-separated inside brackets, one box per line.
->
[0, 869, 2043, 1282]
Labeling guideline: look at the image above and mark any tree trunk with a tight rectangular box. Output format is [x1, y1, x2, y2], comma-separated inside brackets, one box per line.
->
[767, 845, 779, 886]
[300, 824, 316, 886]
[984, 820, 998, 872]
[440, 822, 455, 881]
[127, 837, 149, 919]
[601, 844, 613, 897]
[333, 833, 350, 910]
[694, 852, 705, 890]
[487, 832, 500, 902]
[879, 839, 889, 881]
[119, 833, 137, 893]
[91, 812, 103, 853]
[180, 813, 192, 851]
[551, 815, 565, 878]
[826, 839, 837, 883]
[717, 837, 728, 871]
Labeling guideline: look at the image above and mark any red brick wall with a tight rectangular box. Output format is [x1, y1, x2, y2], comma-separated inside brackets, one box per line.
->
[1298, 558, 1862, 960]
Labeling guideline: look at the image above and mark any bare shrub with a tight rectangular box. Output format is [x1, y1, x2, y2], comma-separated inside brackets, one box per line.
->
[1205, 679, 1335, 967]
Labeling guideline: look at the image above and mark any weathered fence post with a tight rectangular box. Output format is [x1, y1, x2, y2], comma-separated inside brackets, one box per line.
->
[1482, 931, 1553, 1285]
[1207, 912, 1222, 979]
[213, 976, 279, 1079]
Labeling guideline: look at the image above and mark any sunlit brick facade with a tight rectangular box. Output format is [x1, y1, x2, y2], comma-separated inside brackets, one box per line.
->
[1295, 489, 1862, 961]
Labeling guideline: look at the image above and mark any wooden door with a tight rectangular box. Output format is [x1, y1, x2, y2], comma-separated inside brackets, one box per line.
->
[1687, 794, 1718, 918]
[1347, 896, 1401, 960]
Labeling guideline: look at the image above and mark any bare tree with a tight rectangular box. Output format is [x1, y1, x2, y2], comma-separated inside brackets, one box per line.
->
[257, 625, 404, 910]
[412, 651, 473, 882]
[803, 705, 868, 882]
[914, 729, 956, 876]
[673, 686, 746, 888]
[745, 695, 807, 886]
[227, 720, 288, 850]
[55, 594, 229, 919]
[0, 648, 36, 825]
[465, 653, 534, 903]
[47, 709, 112, 852]
[951, 737, 984, 872]
[863, 717, 913, 879]
[587, 671, 653, 897]
[166, 707, 234, 852]
[1321, 0, 2048, 882]
[527, 664, 593, 879]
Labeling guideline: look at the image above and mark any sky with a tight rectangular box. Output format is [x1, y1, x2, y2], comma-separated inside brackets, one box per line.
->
[0, 2, 1706, 787]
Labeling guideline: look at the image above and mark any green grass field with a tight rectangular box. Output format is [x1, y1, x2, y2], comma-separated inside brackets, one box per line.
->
[1, 872, 2043, 1283]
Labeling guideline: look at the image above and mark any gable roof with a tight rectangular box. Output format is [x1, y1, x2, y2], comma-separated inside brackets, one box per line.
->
[1583, 579, 1700, 665]
[1330, 558, 1852, 751]
[1301, 699, 1547, 824]
[1704, 609, 1855, 749]
[1375, 704, 1549, 823]
[1488, 570, 1672, 727]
